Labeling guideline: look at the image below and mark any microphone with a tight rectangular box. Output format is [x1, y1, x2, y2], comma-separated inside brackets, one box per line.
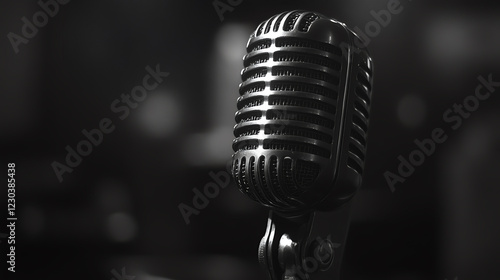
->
[231, 10, 374, 280]
[232, 10, 373, 214]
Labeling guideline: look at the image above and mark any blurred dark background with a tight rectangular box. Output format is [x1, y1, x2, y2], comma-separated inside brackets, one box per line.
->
[1, 0, 500, 279]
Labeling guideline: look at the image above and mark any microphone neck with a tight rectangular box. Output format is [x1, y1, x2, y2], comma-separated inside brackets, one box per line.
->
[259, 202, 354, 280]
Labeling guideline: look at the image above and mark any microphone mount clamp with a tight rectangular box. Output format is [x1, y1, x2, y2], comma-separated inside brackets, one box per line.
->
[258, 203, 353, 280]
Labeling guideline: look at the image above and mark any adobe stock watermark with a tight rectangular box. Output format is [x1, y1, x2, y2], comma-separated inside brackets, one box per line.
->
[353, 0, 408, 47]
[51, 64, 170, 183]
[111, 267, 135, 280]
[178, 110, 296, 225]
[385, 74, 500, 192]
[212, 0, 243, 22]
[338, 0, 411, 55]
[7, 0, 71, 54]
[178, 167, 232, 225]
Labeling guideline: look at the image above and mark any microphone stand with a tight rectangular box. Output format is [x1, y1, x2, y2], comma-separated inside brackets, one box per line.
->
[259, 201, 353, 280]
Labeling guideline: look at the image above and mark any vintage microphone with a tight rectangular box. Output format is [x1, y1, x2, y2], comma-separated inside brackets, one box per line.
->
[231, 10, 374, 280]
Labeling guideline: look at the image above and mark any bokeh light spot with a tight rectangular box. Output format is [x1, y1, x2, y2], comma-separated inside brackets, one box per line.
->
[106, 212, 137, 242]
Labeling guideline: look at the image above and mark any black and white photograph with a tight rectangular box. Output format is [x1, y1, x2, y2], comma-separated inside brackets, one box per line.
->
[1, 1, 500, 279]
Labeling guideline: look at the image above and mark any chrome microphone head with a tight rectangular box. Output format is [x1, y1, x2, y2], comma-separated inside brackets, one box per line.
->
[231, 10, 374, 215]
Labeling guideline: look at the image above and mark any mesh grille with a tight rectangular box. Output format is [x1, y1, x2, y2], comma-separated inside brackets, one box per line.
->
[235, 140, 259, 152]
[237, 96, 264, 109]
[240, 157, 248, 192]
[234, 157, 258, 202]
[282, 158, 299, 195]
[298, 13, 319, 32]
[242, 68, 267, 82]
[235, 125, 260, 137]
[267, 110, 334, 129]
[268, 95, 335, 113]
[252, 11, 322, 34]
[256, 22, 265, 36]
[237, 156, 319, 208]
[245, 53, 270, 67]
[249, 157, 266, 203]
[240, 82, 265, 95]
[272, 66, 339, 84]
[274, 51, 340, 70]
[273, 13, 287, 32]
[234, 157, 255, 201]
[283, 12, 301, 31]
[258, 156, 273, 204]
[295, 160, 320, 188]
[271, 81, 337, 99]
[264, 140, 330, 158]
[236, 111, 262, 123]
[276, 37, 342, 56]
[250, 156, 257, 187]
[264, 15, 277, 34]
[270, 156, 287, 202]
[233, 159, 240, 191]
[248, 39, 272, 52]
[265, 125, 332, 143]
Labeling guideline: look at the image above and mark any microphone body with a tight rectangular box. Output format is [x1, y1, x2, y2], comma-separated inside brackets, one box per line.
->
[230, 11, 374, 280]
[232, 11, 373, 215]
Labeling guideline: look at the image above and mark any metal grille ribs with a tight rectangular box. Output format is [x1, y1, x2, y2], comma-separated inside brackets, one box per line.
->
[347, 52, 373, 176]
[232, 11, 344, 209]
